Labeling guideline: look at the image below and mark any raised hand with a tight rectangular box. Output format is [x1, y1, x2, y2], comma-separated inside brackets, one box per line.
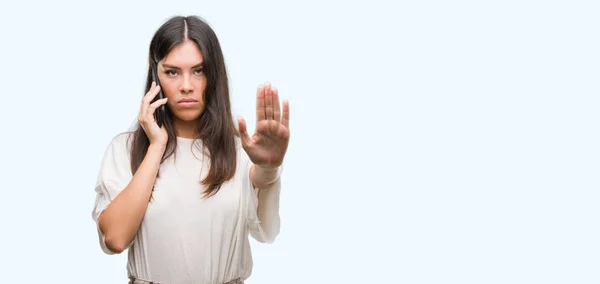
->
[139, 81, 169, 147]
[238, 82, 290, 169]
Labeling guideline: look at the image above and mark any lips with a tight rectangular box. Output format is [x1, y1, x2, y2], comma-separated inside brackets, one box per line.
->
[177, 98, 199, 108]
[178, 98, 198, 103]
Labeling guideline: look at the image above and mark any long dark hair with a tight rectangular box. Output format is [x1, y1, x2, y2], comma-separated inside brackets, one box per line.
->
[129, 15, 238, 198]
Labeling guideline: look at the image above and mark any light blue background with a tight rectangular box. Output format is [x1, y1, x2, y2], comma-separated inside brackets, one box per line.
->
[0, 0, 598, 283]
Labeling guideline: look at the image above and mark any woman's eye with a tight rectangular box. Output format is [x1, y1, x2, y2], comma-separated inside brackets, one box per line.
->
[195, 69, 203, 75]
[166, 70, 178, 76]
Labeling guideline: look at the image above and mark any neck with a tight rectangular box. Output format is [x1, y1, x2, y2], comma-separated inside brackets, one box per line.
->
[174, 118, 199, 139]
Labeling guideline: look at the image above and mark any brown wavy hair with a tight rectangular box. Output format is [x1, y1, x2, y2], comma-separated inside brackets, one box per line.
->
[129, 15, 238, 198]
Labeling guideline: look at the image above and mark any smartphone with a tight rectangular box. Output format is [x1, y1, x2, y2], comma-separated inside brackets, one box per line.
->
[151, 67, 166, 128]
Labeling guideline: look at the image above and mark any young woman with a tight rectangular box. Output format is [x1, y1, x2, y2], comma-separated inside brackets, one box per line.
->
[91, 15, 289, 284]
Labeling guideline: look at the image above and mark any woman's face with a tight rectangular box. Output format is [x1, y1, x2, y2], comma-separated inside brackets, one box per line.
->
[157, 40, 207, 125]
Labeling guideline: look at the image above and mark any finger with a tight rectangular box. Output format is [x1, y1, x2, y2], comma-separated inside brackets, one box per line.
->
[272, 87, 281, 123]
[237, 116, 251, 147]
[256, 85, 266, 122]
[265, 83, 273, 120]
[143, 82, 158, 100]
[147, 98, 168, 116]
[143, 84, 161, 104]
[143, 85, 161, 118]
[140, 82, 156, 118]
[281, 99, 290, 128]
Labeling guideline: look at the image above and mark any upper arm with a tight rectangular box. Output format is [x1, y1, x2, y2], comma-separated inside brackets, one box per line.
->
[91, 133, 133, 254]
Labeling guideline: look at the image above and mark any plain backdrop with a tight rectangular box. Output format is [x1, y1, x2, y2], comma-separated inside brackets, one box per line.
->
[0, 0, 598, 283]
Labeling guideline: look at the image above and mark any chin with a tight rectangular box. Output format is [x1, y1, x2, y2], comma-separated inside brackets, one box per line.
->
[173, 111, 203, 122]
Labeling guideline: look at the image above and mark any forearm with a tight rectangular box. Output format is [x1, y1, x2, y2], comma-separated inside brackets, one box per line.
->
[249, 164, 282, 243]
[250, 164, 281, 189]
[98, 144, 165, 253]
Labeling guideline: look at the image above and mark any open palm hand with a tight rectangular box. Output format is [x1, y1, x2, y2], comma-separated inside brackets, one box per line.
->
[238, 83, 290, 169]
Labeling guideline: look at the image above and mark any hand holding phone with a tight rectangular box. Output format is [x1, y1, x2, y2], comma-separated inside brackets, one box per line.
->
[139, 80, 168, 147]
[151, 67, 167, 128]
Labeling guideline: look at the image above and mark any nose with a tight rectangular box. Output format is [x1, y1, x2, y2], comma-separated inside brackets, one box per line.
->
[179, 73, 194, 93]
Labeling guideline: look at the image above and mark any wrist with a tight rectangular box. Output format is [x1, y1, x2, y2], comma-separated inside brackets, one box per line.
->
[148, 143, 166, 154]
[251, 164, 282, 188]
[255, 164, 281, 172]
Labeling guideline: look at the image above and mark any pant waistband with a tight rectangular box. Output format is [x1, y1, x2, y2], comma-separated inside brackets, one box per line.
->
[128, 277, 244, 284]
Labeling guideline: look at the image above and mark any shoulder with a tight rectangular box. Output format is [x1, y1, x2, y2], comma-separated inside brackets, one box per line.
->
[105, 131, 134, 155]
[233, 136, 249, 159]
[111, 131, 134, 148]
[96, 131, 134, 186]
[233, 136, 243, 152]
[99, 131, 134, 167]
[233, 136, 252, 170]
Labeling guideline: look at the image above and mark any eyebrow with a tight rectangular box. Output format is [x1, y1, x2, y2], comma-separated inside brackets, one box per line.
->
[162, 63, 204, 70]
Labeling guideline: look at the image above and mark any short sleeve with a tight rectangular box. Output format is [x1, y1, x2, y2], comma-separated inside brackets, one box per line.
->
[91, 132, 134, 254]
[239, 142, 283, 244]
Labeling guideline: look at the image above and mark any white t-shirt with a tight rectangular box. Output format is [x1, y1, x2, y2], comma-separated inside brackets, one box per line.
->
[91, 132, 282, 284]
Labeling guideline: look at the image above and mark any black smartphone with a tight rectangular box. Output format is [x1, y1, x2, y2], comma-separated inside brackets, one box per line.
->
[151, 67, 166, 128]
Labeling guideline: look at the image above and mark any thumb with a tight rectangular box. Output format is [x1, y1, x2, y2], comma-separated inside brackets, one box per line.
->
[237, 116, 251, 147]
